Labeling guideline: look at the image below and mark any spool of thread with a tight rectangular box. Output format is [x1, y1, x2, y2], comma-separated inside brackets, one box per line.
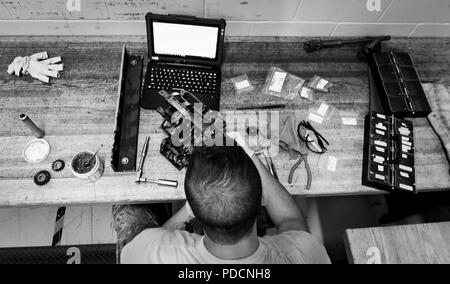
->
[19, 114, 45, 138]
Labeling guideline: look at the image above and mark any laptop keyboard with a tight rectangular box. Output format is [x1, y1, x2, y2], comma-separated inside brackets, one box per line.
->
[148, 66, 218, 95]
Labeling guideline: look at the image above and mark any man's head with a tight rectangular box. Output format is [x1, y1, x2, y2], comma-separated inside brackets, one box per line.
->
[185, 146, 262, 245]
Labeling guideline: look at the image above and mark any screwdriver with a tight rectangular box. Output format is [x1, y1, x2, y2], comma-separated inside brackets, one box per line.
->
[136, 177, 178, 188]
[135, 136, 178, 188]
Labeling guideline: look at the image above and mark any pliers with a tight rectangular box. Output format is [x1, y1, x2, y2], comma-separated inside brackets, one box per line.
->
[288, 152, 312, 190]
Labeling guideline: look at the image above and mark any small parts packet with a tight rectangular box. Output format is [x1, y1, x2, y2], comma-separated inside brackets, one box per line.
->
[307, 100, 334, 125]
[231, 74, 255, 95]
[263, 67, 305, 101]
[307, 75, 333, 93]
[340, 111, 358, 126]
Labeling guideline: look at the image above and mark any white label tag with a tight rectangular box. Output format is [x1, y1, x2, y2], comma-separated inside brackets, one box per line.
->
[375, 174, 385, 181]
[317, 103, 329, 116]
[236, 80, 250, 90]
[269, 71, 287, 93]
[317, 79, 328, 90]
[400, 172, 409, 178]
[327, 156, 337, 172]
[376, 113, 386, 119]
[402, 141, 412, 147]
[308, 112, 324, 124]
[375, 130, 385, 136]
[342, 117, 357, 126]
[375, 146, 385, 153]
[377, 165, 384, 172]
[399, 127, 410, 136]
[374, 140, 387, 147]
[399, 165, 413, 172]
[373, 155, 385, 164]
[300, 87, 311, 98]
[402, 154, 407, 159]
[375, 123, 387, 130]
[399, 184, 413, 191]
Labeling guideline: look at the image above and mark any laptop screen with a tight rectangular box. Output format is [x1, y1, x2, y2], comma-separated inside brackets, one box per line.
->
[152, 22, 219, 60]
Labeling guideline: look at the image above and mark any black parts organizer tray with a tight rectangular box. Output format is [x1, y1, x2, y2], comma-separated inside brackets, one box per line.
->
[368, 51, 431, 117]
[362, 112, 416, 193]
[111, 47, 143, 172]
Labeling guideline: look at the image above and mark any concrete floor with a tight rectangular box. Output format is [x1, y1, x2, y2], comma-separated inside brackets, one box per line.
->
[0, 195, 390, 263]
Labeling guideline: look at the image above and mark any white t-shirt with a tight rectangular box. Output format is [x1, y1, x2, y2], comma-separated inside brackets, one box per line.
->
[121, 228, 331, 264]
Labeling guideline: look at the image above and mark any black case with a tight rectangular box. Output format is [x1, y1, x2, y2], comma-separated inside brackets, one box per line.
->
[368, 52, 431, 117]
[145, 13, 226, 66]
[362, 112, 416, 193]
[141, 13, 226, 111]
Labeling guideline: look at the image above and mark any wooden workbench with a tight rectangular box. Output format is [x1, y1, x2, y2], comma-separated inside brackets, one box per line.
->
[344, 222, 450, 264]
[0, 36, 449, 207]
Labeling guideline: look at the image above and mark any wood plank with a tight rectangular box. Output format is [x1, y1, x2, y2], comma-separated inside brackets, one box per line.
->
[0, 36, 449, 207]
[345, 222, 450, 264]
[0, 205, 116, 247]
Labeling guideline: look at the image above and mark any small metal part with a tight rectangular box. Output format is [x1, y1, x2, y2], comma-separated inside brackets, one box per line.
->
[135, 136, 178, 188]
[137, 178, 178, 188]
[136, 136, 151, 183]
[34, 170, 51, 186]
[121, 157, 129, 165]
[51, 160, 65, 172]
[19, 114, 45, 138]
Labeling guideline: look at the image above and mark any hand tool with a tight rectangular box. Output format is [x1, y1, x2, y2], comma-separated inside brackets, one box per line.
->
[135, 136, 178, 188]
[85, 145, 103, 167]
[304, 36, 391, 53]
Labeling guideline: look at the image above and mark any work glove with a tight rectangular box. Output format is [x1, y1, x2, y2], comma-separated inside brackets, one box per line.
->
[7, 51, 63, 83]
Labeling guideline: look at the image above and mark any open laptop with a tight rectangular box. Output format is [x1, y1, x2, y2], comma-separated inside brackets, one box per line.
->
[142, 13, 226, 111]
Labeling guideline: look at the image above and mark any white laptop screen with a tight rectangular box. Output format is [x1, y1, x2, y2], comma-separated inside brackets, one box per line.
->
[152, 22, 219, 60]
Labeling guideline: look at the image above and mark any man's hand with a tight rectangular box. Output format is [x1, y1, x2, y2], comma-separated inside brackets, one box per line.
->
[7, 52, 64, 83]
[227, 130, 271, 158]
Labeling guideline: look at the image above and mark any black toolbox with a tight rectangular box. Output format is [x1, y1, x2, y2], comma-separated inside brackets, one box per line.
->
[368, 52, 431, 117]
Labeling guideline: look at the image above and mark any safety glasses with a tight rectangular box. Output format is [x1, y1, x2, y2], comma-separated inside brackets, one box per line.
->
[297, 121, 330, 154]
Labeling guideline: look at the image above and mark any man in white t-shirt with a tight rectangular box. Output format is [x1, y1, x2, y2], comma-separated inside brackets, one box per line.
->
[117, 145, 331, 264]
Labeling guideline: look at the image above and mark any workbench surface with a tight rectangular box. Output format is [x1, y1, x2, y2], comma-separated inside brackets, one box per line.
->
[1, 36, 449, 207]
[345, 222, 450, 264]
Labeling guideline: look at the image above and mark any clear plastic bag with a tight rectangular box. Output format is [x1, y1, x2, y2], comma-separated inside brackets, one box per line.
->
[230, 74, 255, 95]
[307, 75, 333, 92]
[262, 67, 305, 100]
[339, 110, 359, 126]
[307, 99, 335, 125]
[299, 86, 315, 101]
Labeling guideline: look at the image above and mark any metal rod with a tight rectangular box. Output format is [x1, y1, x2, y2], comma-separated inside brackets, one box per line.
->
[19, 114, 45, 138]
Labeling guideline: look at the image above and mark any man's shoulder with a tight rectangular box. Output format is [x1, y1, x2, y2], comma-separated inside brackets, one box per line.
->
[132, 228, 201, 247]
[121, 228, 202, 264]
[261, 231, 331, 264]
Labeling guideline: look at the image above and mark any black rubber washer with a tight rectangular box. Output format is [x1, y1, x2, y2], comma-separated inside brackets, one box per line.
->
[34, 170, 51, 186]
[52, 160, 65, 172]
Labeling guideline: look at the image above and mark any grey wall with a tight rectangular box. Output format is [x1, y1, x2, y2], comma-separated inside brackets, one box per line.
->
[0, 0, 449, 36]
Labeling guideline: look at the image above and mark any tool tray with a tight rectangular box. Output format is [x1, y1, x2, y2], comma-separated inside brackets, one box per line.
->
[362, 112, 416, 193]
[368, 52, 431, 117]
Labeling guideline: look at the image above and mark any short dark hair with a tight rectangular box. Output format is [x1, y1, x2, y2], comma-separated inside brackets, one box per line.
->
[185, 146, 262, 245]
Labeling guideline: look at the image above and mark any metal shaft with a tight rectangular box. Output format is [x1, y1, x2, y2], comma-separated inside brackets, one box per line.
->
[136, 136, 150, 182]
[19, 114, 45, 138]
[138, 178, 178, 188]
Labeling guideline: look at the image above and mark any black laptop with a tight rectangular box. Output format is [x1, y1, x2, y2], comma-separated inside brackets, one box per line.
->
[142, 13, 226, 111]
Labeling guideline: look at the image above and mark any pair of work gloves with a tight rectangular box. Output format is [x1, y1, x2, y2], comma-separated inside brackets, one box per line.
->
[7, 52, 64, 83]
